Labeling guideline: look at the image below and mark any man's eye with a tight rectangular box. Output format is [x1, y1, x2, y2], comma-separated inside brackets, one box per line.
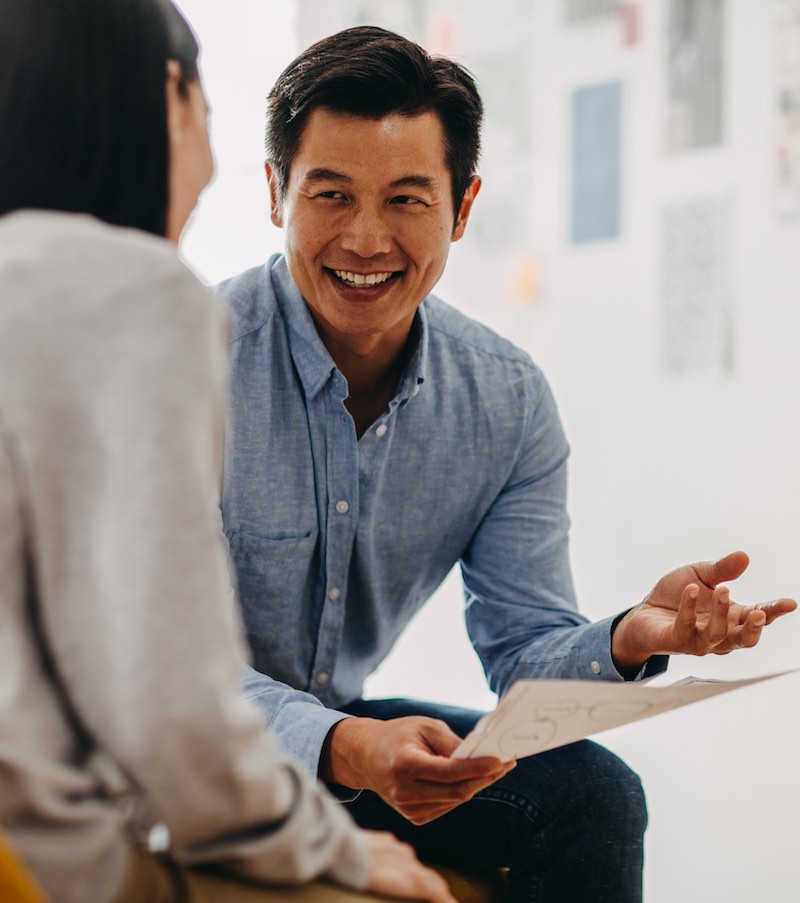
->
[318, 191, 346, 200]
[391, 195, 424, 206]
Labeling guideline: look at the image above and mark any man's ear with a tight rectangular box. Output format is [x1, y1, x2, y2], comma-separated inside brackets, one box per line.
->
[451, 176, 482, 242]
[265, 162, 283, 227]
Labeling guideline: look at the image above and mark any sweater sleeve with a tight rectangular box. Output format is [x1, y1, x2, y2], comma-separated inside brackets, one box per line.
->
[19, 254, 370, 888]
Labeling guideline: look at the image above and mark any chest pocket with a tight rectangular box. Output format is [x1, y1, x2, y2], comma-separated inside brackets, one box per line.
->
[226, 528, 319, 681]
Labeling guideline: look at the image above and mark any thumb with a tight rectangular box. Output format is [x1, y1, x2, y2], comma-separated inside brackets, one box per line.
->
[695, 550, 749, 587]
[418, 719, 463, 757]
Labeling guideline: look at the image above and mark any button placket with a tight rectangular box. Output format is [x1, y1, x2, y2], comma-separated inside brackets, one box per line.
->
[310, 390, 359, 701]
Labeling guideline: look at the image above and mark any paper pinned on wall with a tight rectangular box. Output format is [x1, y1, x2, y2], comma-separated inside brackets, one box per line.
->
[453, 670, 797, 760]
[564, 0, 620, 25]
[665, 0, 725, 152]
[773, 0, 800, 220]
[569, 80, 623, 244]
[659, 195, 733, 376]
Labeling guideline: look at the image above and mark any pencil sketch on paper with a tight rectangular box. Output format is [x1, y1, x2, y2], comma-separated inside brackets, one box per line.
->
[453, 671, 795, 760]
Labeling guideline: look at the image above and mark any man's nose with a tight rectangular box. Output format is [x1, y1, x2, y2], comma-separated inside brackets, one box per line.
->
[339, 204, 393, 258]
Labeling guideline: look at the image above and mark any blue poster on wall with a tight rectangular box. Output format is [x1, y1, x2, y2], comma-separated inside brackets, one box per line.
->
[569, 79, 623, 244]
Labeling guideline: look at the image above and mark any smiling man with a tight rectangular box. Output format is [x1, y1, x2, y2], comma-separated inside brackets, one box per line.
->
[216, 26, 795, 903]
[270, 105, 476, 437]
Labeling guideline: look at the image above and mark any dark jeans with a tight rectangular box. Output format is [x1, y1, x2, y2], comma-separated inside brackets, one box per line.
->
[342, 698, 646, 903]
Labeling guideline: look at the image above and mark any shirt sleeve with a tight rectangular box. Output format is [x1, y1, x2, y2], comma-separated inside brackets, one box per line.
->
[23, 261, 370, 888]
[240, 664, 354, 788]
[461, 370, 667, 695]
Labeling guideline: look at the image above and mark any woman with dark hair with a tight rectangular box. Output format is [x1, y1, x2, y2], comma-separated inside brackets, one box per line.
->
[0, 3, 455, 903]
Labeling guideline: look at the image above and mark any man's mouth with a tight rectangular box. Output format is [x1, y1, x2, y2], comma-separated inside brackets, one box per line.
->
[329, 268, 399, 287]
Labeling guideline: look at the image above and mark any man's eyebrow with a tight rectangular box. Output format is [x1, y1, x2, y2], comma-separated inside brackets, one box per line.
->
[389, 174, 439, 192]
[301, 167, 351, 184]
[300, 169, 439, 192]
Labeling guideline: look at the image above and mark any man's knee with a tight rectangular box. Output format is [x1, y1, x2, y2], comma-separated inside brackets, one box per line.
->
[579, 742, 648, 835]
[492, 740, 648, 837]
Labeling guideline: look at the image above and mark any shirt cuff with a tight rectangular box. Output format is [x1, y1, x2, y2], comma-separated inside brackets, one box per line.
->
[552, 615, 669, 682]
[266, 699, 352, 780]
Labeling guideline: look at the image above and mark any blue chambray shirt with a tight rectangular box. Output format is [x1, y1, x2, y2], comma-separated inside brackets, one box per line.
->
[217, 255, 666, 777]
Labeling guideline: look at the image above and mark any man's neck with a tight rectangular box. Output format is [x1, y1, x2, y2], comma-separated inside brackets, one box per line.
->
[321, 330, 414, 439]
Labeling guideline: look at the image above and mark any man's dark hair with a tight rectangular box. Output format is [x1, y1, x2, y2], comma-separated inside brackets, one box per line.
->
[0, 0, 199, 236]
[266, 26, 483, 223]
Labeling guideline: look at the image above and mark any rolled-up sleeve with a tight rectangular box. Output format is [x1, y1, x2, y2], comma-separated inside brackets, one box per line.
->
[462, 371, 667, 694]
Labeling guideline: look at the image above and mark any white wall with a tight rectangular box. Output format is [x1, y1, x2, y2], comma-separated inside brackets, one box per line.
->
[176, 2, 800, 900]
[172, 0, 293, 283]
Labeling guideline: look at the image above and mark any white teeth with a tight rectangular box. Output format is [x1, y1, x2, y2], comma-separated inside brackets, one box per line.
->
[334, 270, 393, 286]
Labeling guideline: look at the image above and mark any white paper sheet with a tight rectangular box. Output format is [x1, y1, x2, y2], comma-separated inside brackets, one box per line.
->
[665, 0, 724, 152]
[453, 670, 797, 760]
[773, 0, 800, 220]
[659, 195, 733, 376]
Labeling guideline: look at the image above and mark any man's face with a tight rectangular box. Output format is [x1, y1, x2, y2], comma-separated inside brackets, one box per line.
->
[267, 108, 479, 351]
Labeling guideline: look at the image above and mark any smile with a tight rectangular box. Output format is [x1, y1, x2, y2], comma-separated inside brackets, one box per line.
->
[332, 269, 396, 287]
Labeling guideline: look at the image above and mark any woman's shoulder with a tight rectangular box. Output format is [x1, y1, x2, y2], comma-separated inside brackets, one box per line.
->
[0, 210, 190, 291]
[0, 211, 223, 377]
[0, 210, 218, 334]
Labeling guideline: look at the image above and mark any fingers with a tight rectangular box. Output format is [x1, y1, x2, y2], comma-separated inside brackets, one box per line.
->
[399, 767, 515, 823]
[672, 583, 699, 646]
[694, 550, 749, 587]
[364, 831, 457, 903]
[403, 770, 514, 823]
[707, 586, 730, 645]
[376, 730, 515, 822]
[403, 748, 513, 785]
[755, 598, 798, 624]
[672, 583, 732, 654]
[734, 607, 767, 649]
[417, 719, 465, 758]
[722, 598, 797, 651]
[411, 865, 458, 903]
[651, 553, 794, 659]
[349, 717, 516, 824]
[402, 802, 459, 825]
[693, 593, 795, 655]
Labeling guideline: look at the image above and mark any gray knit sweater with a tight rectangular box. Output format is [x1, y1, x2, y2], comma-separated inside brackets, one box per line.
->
[0, 211, 369, 903]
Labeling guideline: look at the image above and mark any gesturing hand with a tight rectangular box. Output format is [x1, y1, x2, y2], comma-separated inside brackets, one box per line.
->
[321, 715, 515, 825]
[612, 550, 797, 668]
[362, 830, 457, 903]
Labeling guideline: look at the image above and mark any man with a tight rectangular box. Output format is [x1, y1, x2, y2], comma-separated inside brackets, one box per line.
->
[217, 26, 795, 903]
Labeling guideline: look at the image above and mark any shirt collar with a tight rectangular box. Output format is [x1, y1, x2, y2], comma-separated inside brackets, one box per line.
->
[392, 307, 427, 408]
[271, 254, 428, 404]
[272, 256, 339, 400]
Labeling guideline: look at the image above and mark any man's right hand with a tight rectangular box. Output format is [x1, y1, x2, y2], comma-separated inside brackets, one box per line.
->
[321, 715, 515, 825]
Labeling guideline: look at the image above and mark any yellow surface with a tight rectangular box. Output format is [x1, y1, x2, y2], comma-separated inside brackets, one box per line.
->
[433, 865, 507, 903]
[0, 830, 48, 903]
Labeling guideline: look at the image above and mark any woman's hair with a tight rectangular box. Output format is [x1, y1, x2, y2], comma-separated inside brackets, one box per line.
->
[266, 26, 483, 225]
[0, 0, 199, 236]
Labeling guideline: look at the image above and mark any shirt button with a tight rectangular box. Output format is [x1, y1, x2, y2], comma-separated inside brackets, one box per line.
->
[590, 661, 601, 675]
[327, 587, 341, 601]
[376, 423, 388, 437]
[335, 500, 349, 514]
[316, 671, 330, 685]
